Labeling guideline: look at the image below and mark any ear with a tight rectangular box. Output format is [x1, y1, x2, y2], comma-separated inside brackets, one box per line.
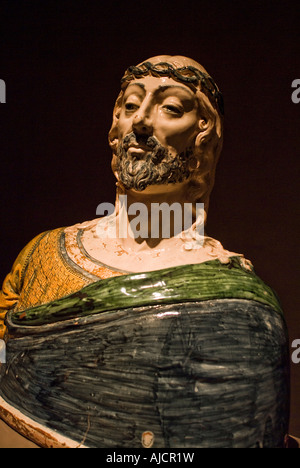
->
[108, 123, 119, 155]
[198, 117, 209, 132]
[196, 115, 215, 148]
[108, 116, 120, 156]
[108, 91, 123, 155]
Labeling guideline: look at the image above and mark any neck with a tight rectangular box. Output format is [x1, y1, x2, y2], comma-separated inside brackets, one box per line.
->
[114, 182, 203, 251]
[124, 181, 191, 205]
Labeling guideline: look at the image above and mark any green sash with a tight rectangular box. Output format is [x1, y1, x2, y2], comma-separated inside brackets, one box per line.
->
[9, 257, 282, 327]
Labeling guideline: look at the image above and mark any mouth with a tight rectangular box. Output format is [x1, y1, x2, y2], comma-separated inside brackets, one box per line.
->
[123, 133, 156, 151]
[127, 143, 150, 156]
[124, 137, 153, 159]
[120, 133, 168, 165]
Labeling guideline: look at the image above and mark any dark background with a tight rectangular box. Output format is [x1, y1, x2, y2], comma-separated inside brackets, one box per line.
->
[0, 0, 299, 437]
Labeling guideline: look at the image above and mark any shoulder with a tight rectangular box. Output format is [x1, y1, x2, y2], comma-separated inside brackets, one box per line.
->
[0, 229, 60, 299]
[1, 226, 71, 293]
[0, 230, 51, 337]
[15, 228, 65, 274]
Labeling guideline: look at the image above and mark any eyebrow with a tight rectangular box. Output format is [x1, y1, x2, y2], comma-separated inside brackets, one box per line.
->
[126, 83, 145, 91]
[156, 85, 195, 96]
[126, 83, 195, 97]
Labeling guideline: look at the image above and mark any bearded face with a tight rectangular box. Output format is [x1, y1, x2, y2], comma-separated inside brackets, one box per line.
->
[108, 58, 224, 215]
[112, 74, 202, 192]
[116, 132, 193, 192]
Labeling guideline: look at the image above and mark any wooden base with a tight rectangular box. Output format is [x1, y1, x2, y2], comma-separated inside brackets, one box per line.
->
[0, 419, 38, 448]
[0, 395, 87, 448]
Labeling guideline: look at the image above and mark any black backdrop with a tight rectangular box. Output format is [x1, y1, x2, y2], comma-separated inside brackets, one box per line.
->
[0, 0, 300, 437]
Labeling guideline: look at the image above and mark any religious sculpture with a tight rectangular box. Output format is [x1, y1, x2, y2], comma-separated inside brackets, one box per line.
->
[0, 56, 290, 448]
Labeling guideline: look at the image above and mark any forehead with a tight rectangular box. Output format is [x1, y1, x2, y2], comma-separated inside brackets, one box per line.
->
[123, 75, 196, 99]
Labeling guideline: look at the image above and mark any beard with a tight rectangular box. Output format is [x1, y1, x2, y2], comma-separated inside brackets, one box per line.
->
[116, 132, 193, 192]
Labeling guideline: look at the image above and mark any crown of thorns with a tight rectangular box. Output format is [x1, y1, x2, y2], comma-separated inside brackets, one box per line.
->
[121, 61, 224, 115]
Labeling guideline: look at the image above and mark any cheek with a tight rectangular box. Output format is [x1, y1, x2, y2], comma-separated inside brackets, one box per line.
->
[116, 114, 132, 138]
[117, 123, 126, 139]
[160, 120, 199, 152]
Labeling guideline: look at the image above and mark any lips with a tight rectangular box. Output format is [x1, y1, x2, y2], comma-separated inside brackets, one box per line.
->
[128, 142, 150, 151]
[122, 132, 156, 152]
[120, 132, 168, 166]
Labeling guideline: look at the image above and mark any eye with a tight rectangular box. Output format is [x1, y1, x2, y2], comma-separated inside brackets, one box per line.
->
[162, 104, 184, 116]
[125, 102, 140, 113]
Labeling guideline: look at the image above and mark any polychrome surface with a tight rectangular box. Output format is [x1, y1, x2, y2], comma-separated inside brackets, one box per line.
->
[0, 260, 290, 448]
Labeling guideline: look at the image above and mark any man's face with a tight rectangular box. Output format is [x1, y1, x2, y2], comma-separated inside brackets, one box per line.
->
[116, 75, 200, 191]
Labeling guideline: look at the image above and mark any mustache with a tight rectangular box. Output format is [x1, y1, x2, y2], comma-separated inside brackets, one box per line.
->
[121, 132, 167, 164]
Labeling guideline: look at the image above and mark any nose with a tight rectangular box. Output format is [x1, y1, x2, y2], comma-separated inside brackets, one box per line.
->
[132, 101, 153, 135]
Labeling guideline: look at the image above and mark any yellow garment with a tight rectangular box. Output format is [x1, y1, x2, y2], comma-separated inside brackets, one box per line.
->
[0, 227, 124, 339]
